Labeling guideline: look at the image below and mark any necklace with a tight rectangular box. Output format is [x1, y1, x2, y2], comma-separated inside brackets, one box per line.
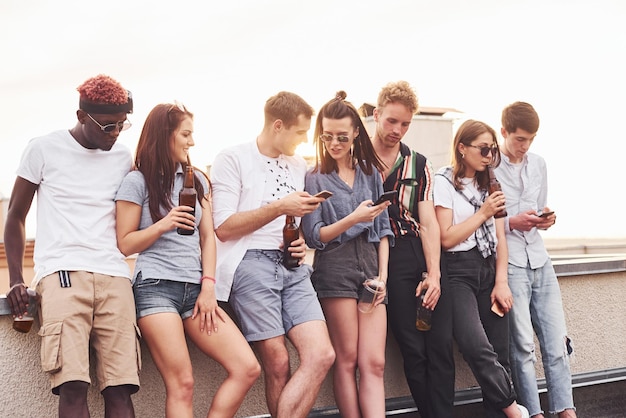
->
[338, 168, 355, 186]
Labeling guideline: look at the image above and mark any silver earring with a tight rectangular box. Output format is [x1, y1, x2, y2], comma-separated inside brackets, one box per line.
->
[461, 153, 465, 159]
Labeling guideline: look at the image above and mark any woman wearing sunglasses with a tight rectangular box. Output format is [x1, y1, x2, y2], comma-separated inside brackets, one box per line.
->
[301, 91, 393, 418]
[433, 119, 529, 418]
[115, 103, 260, 418]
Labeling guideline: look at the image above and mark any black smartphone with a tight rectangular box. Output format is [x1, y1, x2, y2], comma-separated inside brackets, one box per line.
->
[314, 190, 333, 199]
[538, 211, 554, 218]
[374, 190, 397, 206]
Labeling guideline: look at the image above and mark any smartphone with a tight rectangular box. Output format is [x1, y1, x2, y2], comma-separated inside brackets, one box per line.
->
[373, 190, 398, 206]
[538, 211, 555, 218]
[491, 301, 505, 317]
[314, 190, 333, 199]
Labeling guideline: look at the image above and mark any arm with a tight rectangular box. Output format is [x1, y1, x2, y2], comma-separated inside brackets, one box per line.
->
[416, 200, 442, 309]
[115, 201, 196, 256]
[215, 191, 321, 242]
[318, 201, 389, 243]
[437, 190, 504, 249]
[373, 236, 390, 306]
[4, 177, 37, 317]
[491, 218, 513, 312]
[194, 193, 225, 333]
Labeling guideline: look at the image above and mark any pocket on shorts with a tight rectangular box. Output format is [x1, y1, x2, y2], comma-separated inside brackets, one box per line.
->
[38, 321, 63, 373]
[134, 323, 142, 372]
[134, 273, 161, 289]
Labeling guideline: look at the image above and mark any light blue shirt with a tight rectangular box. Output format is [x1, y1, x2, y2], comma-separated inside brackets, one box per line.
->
[494, 152, 550, 269]
[302, 165, 393, 250]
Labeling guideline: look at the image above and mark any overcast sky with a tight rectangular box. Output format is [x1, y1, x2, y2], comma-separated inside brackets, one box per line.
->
[1, 0, 625, 238]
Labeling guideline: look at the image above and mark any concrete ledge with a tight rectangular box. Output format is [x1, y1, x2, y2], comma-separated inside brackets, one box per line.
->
[2, 255, 625, 417]
[553, 255, 626, 277]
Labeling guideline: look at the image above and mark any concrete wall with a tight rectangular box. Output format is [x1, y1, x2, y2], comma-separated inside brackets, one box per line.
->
[1, 256, 625, 418]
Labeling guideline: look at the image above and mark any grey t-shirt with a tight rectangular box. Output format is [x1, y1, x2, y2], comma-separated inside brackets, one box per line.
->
[115, 165, 209, 284]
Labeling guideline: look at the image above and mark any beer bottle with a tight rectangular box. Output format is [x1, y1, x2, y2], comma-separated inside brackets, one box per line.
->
[488, 165, 507, 219]
[282, 215, 300, 269]
[415, 272, 432, 331]
[177, 164, 197, 235]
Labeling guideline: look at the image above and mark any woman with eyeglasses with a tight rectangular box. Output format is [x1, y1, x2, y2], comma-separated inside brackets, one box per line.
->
[114, 103, 260, 418]
[301, 91, 393, 418]
[433, 119, 529, 418]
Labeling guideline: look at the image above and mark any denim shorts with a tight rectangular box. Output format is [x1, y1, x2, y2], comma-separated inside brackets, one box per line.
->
[133, 272, 201, 320]
[311, 233, 387, 303]
[230, 249, 325, 342]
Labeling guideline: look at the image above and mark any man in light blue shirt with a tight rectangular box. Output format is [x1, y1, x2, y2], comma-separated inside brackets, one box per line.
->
[495, 102, 576, 418]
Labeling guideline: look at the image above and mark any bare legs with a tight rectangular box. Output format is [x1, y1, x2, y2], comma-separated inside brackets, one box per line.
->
[139, 309, 260, 418]
[321, 298, 387, 418]
[255, 320, 335, 418]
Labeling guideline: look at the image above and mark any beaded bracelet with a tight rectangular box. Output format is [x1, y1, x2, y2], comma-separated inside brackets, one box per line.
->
[200, 276, 216, 284]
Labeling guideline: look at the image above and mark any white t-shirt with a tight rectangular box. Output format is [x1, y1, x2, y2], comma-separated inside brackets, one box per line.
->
[433, 175, 482, 252]
[17, 130, 132, 285]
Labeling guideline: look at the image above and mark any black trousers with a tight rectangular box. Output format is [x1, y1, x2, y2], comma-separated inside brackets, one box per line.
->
[445, 248, 515, 418]
[387, 237, 455, 418]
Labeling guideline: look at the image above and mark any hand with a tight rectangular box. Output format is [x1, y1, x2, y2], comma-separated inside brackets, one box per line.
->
[284, 236, 308, 265]
[192, 284, 225, 335]
[281, 191, 322, 217]
[351, 200, 391, 224]
[7, 283, 30, 318]
[510, 210, 544, 232]
[366, 278, 387, 306]
[482, 191, 506, 218]
[415, 271, 441, 310]
[536, 207, 556, 230]
[491, 282, 514, 314]
[158, 205, 196, 232]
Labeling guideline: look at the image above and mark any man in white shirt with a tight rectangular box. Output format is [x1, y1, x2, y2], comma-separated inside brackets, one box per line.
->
[4, 74, 139, 418]
[211, 91, 335, 418]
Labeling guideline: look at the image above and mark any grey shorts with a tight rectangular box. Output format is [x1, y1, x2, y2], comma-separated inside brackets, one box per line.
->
[231, 249, 325, 342]
[311, 233, 387, 303]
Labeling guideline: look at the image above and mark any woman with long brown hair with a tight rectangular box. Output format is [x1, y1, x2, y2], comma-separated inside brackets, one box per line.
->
[433, 119, 528, 418]
[302, 91, 393, 418]
[115, 103, 260, 418]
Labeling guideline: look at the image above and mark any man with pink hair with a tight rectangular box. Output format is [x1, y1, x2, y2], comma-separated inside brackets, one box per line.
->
[5, 74, 140, 417]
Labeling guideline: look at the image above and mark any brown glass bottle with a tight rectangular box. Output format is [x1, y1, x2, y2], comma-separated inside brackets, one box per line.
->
[416, 272, 432, 331]
[283, 215, 300, 269]
[487, 165, 507, 219]
[177, 165, 197, 235]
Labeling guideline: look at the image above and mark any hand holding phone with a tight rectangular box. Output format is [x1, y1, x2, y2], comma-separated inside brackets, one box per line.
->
[374, 190, 397, 206]
[314, 190, 333, 199]
[491, 301, 505, 317]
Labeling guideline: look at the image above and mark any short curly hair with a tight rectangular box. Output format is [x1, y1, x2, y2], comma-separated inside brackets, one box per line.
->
[77, 74, 128, 105]
[377, 80, 419, 114]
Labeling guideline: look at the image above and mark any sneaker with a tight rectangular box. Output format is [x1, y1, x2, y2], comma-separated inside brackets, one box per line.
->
[517, 404, 530, 418]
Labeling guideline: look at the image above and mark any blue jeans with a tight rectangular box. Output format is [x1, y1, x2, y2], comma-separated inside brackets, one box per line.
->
[508, 260, 575, 416]
[445, 248, 515, 418]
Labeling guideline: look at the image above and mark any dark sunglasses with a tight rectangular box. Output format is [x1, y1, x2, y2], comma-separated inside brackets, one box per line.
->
[467, 144, 498, 157]
[87, 113, 131, 133]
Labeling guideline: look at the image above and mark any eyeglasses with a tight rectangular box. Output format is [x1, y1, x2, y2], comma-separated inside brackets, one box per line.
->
[87, 113, 131, 133]
[319, 134, 350, 143]
[466, 144, 498, 157]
